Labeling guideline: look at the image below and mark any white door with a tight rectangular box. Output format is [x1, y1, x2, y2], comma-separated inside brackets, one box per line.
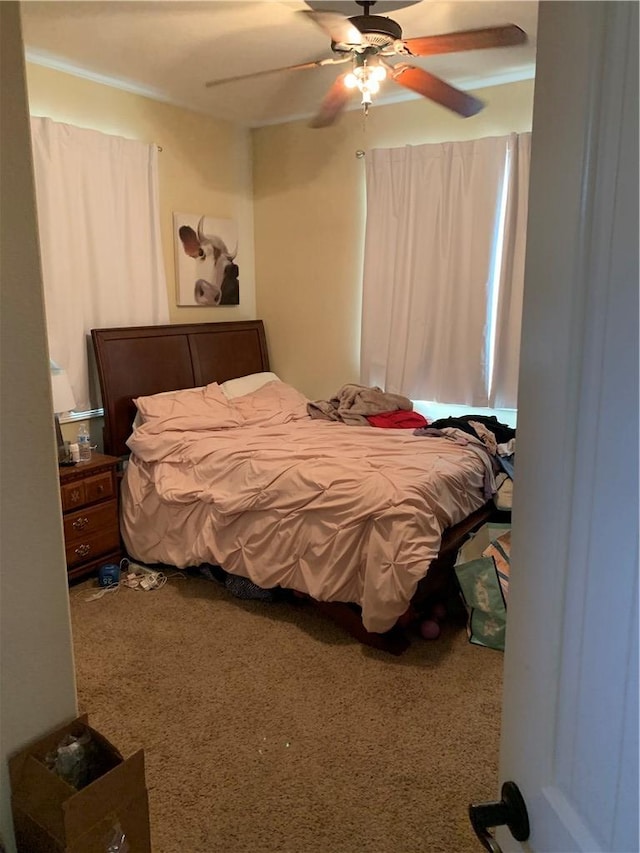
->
[493, 3, 639, 852]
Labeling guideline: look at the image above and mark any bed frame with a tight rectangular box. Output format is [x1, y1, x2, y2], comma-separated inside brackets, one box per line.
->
[92, 320, 270, 459]
[92, 320, 496, 654]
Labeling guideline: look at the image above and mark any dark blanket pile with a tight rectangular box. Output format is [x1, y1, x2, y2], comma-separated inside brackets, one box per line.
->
[415, 414, 516, 485]
[429, 415, 515, 444]
[433, 415, 516, 480]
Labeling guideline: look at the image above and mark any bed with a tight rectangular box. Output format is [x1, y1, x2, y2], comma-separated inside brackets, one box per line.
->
[91, 320, 498, 654]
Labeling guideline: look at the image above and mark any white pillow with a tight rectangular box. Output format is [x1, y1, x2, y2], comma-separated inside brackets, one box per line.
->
[220, 372, 280, 399]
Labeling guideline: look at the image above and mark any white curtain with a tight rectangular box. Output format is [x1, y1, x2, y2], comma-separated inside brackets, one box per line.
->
[489, 132, 531, 408]
[360, 134, 531, 408]
[30, 117, 169, 410]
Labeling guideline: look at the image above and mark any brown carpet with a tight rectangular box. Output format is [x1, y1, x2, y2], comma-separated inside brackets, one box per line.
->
[68, 572, 503, 853]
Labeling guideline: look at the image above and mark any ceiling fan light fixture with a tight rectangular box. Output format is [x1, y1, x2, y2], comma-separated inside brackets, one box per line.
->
[345, 59, 386, 105]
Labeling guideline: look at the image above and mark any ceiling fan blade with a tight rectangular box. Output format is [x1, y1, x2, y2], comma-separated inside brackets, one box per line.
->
[300, 9, 365, 46]
[389, 63, 484, 117]
[305, 1, 421, 12]
[401, 24, 527, 57]
[309, 73, 353, 128]
[204, 56, 349, 88]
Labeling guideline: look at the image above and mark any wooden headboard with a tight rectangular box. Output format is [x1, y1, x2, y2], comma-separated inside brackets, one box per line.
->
[91, 320, 269, 458]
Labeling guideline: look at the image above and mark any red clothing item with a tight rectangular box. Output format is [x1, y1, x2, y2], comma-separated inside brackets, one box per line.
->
[366, 410, 429, 429]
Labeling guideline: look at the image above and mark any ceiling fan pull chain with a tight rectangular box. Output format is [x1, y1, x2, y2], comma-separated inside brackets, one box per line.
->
[361, 103, 369, 130]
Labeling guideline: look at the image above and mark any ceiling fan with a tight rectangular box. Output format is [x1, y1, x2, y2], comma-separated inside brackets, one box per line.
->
[204, 0, 527, 128]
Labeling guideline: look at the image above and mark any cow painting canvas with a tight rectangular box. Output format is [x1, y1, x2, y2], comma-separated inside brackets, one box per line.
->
[174, 213, 239, 306]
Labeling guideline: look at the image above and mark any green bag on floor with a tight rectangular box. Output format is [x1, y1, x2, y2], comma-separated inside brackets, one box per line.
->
[454, 523, 511, 651]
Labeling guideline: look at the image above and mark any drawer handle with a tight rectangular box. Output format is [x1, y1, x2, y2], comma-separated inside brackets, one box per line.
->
[96, 484, 105, 494]
[72, 517, 89, 530]
[75, 544, 91, 557]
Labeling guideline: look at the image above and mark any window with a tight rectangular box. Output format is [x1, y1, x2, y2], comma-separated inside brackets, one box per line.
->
[360, 132, 531, 413]
[30, 117, 169, 411]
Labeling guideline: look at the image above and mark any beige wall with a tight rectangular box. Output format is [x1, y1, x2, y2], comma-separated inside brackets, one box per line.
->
[25, 62, 534, 410]
[252, 79, 535, 399]
[26, 62, 256, 324]
[1, 7, 77, 851]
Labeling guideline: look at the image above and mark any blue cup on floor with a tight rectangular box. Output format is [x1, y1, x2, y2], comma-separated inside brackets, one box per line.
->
[98, 563, 120, 588]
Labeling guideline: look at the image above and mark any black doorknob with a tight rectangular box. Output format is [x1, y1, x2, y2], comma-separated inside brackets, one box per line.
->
[469, 781, 530, 853]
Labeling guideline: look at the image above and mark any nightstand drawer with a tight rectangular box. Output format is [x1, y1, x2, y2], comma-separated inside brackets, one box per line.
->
[64, 501, 118, 545]
[84, 471, 115, 504]
[60, 470, 114, 511]
[65, 524, 120, 568]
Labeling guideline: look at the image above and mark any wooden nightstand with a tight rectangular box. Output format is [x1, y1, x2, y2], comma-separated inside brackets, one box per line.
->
[59, 452, 121, 581]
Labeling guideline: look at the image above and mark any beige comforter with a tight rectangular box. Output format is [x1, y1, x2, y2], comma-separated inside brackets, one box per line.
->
[122, 381, 489, 633]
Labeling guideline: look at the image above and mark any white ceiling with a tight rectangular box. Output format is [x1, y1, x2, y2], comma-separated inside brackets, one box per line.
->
[20, 0, 538, 128]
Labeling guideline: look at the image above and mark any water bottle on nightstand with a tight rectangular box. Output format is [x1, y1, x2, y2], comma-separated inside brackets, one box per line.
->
[77, 423, 92, 462]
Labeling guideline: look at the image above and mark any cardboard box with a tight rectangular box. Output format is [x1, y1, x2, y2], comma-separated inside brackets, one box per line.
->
[9, 714, 151, 852]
